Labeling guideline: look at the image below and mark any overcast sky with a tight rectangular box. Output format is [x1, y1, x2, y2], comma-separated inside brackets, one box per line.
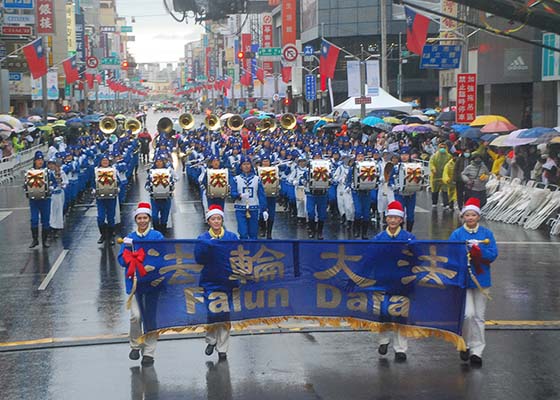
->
[116, 0, 204, 65]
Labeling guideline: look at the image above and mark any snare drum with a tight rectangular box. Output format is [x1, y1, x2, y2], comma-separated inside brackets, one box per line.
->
[25, 168, 49, 200]
[150, 168, 173, 199]
[207, 168, 229, 199]
[95, 167, 118, 198]
[309, 160, 330, 191]
[398, 162, 424, 194]
[353, 161, 378, 191]
[258, 166, 280, 197]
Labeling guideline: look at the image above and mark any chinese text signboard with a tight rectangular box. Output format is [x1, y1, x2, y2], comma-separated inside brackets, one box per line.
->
[456, 73, 477, 124]
[36, 0, 55, 34]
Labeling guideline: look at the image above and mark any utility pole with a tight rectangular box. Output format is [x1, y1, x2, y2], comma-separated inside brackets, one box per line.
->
[41, 35, 48, 120]
[380, 0, 388, 90]
[360, 45, 366, 119]
[398, 32, 403, 100]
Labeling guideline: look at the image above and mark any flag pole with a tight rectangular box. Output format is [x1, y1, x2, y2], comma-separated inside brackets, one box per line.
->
[0, 38, 37, 63]
[41, 35, 49, 122]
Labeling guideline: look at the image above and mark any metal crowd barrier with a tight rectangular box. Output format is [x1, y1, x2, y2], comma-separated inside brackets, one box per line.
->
[0, 143, 48, 185]
[482, 175, 560, 236]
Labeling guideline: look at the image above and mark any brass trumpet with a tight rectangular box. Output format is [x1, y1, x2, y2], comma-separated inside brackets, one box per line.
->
[280, 113, 297, 130]
[178, 113, 195, 130]
[257, 117, 277, 133]
[100, 116, 117, 135]
[205, 114, 220, 131]
[124, 117, 142, 137]
[227, 114, 244, 131]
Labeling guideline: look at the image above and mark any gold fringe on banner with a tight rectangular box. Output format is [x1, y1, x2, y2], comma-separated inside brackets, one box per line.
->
[137, 316, 466, 351]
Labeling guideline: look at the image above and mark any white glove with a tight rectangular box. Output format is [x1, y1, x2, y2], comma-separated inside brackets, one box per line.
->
[466, 239, 480, 248]
[123, 237, 133, 246]
[240, 192, 250, 200]
[262, 211, 269, 221]
[345, 187, 352, 193]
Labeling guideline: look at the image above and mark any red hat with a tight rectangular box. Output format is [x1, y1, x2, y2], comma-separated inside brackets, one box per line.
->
[386, 201, 405, 218]
[461, 197, 481, 216]
[134, 202, 152, 218]
[206, 204, 224, 220]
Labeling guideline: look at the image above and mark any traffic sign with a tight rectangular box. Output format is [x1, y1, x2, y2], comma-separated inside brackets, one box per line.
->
[9, 72, 22, 81]
[3, 0, 33, 9]
[354, 97, 372, 105]
[86, 56, 99, 69]
[101, 57, 120, 65]
[420, 44, 462, 70]
[303, 45, 314, 56]
[305, 74, 316, 101]
[2, 26, 32, 36]
[272, 93, 280, 102]
[282, 44, 299, 63]
[120, 26, 133, 33]
[258, 47, 281, 57]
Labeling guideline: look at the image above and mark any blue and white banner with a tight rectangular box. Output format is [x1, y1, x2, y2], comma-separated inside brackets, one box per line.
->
[130, 240, 469, 350]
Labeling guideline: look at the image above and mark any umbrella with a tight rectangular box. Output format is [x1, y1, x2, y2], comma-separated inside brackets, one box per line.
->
[411, 109, 424, 115]
[312, 119, 328, 134]
[28, 115, 42, 123]
[304, 116, 323, 122]
[361, 116, 384, 127]
[423, 108, 438, 116]
[491, 129, 534, 147]
[323, 122, 343, 130]
[480, 133, 499, 142]
[0, 114, 24, 131]
[450, 124, 469, 133]
[383, 116, 402, 125]
[47, 116, 57, 122]
[66, 117, 83, 124]
[405, 125, 433, 134]
[480, 120, 517, 133]
[532, 131, 560, 144]
[83, 114, 102, 123]
[53, 120, 67, 127]
[550, 137, 560, 144]
[517, 127, 556, 139]
[373, 122, 393, 132]
[436, 111, 456, 122]
[392, 124, 408, 133]
[459, 127, 482, 139]
[404, 115, 429, 124]
[219, 113, 234, 120]
[243, 116, 260, 127]
[469, 115, 511, 127]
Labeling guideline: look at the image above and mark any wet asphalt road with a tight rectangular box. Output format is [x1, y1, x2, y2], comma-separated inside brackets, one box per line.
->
[0, 111, 559, 400]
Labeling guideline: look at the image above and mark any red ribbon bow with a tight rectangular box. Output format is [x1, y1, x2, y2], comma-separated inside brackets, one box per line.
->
[123, 248, 147, 279]
[469, 245, 484, 275]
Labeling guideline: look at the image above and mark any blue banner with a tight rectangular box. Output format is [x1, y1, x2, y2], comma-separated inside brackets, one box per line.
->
[420, 44, 462, 70]
[132, 240, 468, 349]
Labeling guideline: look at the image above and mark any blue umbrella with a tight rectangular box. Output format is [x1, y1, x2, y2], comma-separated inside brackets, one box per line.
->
[423, 108, 438, 116]
[481, 133, 499, 142]
[451, 124, 469, 133]
[312, 119, 327, 134]
[83, 114, 102, 123]
[518, 127, 556, 139]
[361, 116, 384, 127]
[459, 127, 482, 139]
[66, 117, 83, 124]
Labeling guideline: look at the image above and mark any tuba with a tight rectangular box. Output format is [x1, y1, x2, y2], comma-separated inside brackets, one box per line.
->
[227, 114, 244, 131]
[124, 117, 142, 137]
[157, 117, 174, 134]
[280, 113, 297, 130]
[257, 117, 277, 133]
[178, 113, 195, 130]
[204, 114, 220, 131]
[100, 116, 117, 136]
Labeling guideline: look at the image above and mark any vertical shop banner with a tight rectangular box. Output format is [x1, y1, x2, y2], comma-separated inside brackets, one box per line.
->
[241, 33, 252, 80]
[66, 4, 76, 53]
[31, 70, 58, 100]
[366, 60, 380, 96]
[346, 60, 361, 98]
[456, 73, 477, 123]
[262, 14, 274, 74]
[75, 13, 85, 62]
[282, 0, 296, 46]
[36, 0, 55, 34]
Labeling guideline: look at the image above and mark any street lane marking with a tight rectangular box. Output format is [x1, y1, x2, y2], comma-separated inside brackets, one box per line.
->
[2, 320, 560, 349]
[0, 207, 28, 211]
[0, 211, 12, 222]
[414, 206, 429, 213]
[38, 249, 69, 291]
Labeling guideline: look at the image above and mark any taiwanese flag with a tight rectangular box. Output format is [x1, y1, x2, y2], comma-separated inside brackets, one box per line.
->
[319, 39, 340, 91]
[85, 72, 94, 89]
[63, 55, 80, 84]
[405, 6, 430, 56]
[22, 38, 48, 80]
[256, 68, 265, 84]
[281, 66, 292, 84]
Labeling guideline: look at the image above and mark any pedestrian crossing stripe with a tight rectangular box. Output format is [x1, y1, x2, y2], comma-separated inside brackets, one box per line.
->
[0, 211, 12, 223]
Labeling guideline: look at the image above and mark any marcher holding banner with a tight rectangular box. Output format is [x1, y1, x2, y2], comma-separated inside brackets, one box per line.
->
[449, 198, 498, 366]
[373, 201, 416, 361]
[118, 202, 164, 367]
[194, 205, 239, 361]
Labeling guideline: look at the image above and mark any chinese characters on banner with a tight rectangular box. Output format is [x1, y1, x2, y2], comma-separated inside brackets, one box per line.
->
[262, 14, 273, 74]
[282, 0, 296, 46]
[440, 0, 458, 44]
[37, 0, 55, 34]
[241, 33, 252, 81]
[456, 73, 477, 124]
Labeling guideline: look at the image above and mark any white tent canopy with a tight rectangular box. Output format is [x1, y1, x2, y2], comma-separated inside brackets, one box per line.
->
[332, 88, 413, 115]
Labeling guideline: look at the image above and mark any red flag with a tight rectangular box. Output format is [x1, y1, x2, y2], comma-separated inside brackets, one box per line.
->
[22, 38, 48, 80]
[256, 68, 265, 84]
[95, 74, 102, 84]
[405, 6, 430, 55]
[85, 73, 94, 89]
[62, 55, 80, 84]
[281, 66, 292, 84]
[319, 39, 340, 91]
